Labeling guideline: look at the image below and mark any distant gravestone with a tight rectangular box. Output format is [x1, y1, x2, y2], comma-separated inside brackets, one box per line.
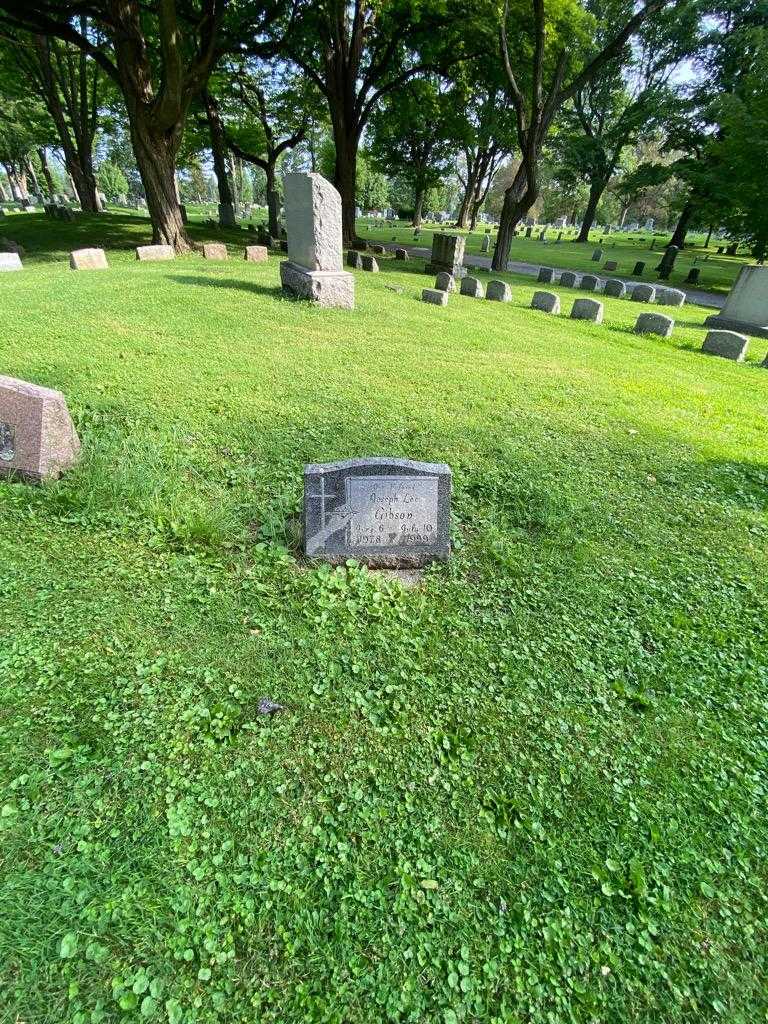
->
[603, 260, 618, 272]
[580, 274, 598, 292]
[395, 248, 408, 260]
[422, 288, 449, 306]
[218, 203, 236, 228]
[633, 261, 646, 276]
[655, 286, 686, 307]
[701, 330, 749, 361]
[304, 457, 451, 568]
[202, 243, 228, 260]
[591, 249, 603, 262]
[279, 172, 354, 309]
[604, 279, 626, 298]
[486, 280, 511, 302]
[347, 249, 362, 269]
[361, 255, 379, 272]
[481, 235, 490, 253]
[631, 284, 656, 303]
[0, 375, 80, 482]
[538, 267, 554, 283]
[70, 248, 108, 271]
[244, 245, 268, 262]
[0, 252, 22, 271]
[525, 226, 533, 238]
[635, 312, 674, 337]
[372, 243, 386, 255]
[136, 244, 174, 262]
[426, 233, 465, 277]
[685, 267, 701, 285]
[571, 298, 604, 323]
[704, 266, 768, 338]
[531, 291, 560, 314]
[435, 272, 455, 292]
[560, 271, 577, 288]
[460, 276, 484, 298]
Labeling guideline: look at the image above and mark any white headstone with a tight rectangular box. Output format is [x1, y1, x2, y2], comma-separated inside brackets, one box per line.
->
[705, 266, 768, 338]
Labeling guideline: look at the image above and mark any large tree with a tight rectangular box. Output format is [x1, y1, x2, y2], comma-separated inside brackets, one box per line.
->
[276, 0, 466, 243]
[369, 76, 458, 227]
[5, 25, 106, 212]
[491, 0, 674, 270]
[0, 1, 274, 250]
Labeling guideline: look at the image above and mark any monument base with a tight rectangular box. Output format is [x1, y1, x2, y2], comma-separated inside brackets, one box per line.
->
[704, 314, 768, 339]
[280, 261, 354, 309]
[425, 263, 466, 278]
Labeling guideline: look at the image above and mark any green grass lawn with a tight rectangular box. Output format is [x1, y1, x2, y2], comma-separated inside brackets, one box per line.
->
[1, 215, 767, 1024]
[358, 219, 752, 296]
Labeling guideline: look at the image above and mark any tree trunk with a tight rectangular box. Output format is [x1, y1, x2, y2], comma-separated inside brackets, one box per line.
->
[705, 224, 713, 248]
[577, 177, 605, 242]
[265, 162, 280, 237]
[204, 91, 236, 227]
[332, 117, 359, 244]
[669, 202, 693, 249]
[412, 188, 425, 228]
[38, 148, 55, 197]
[25, 158, 41, 197]
[68, 159, 102, 212]
[130, 121, 189, 251]
[491, 164, 528, 271]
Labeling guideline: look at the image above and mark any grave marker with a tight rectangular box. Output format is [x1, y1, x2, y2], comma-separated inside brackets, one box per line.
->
[279, 172, 354, 309]
[304, 458, 451, 568]
[202, 243, 228, 260]
[422, 288, 449, 306]
[0, 252, 22, 271]
[570, 298, 604, 323]
[136, 245, 174, 262]
[70, 248, 108, 271]
[635, 313, 674, 337]
[704, 266, 768, 338]
[244, 245, 268, 262]
[486, 280, 511, 302]
[0, 376, 80, 482]
[701, 330, 749, 361]
[531, 291, 560, 314]
[460, 276, 484, 298]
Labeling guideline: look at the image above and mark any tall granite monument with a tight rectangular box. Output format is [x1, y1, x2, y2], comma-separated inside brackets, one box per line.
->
[304, 457, 451, 568]
[279, 173, 354, 309]
[425, 233, 466, 277]
[705, 266, 768, 338]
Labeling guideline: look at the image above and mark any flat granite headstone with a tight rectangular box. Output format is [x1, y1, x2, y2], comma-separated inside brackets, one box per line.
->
[304, 457, 451, 568]
[361, 255, 379, 272]
[395, 248, 408, 260]
[701, 330, 749, 361]
[372, 244, 386, 255]
[604, 279, 626, 298]
[202, 243, 228, 260]
[631, 284, 656, 302]
[531, 291, 560, 314]
[635, 312, 674, 337]
[136, 244, 174, 262]
[560, 271, 577, 288]
[604, 260, 618, 272]
[0, 252, 22, 271]
[422, 288, 449, 306]
[538, 267, 554, 283]
[435, 272, 455, 292]
[70, 248, 108, 271]
[486, 280, 511, 302]
[571, 298, 604, 323]
[245, 245, 268, 262]
[591, 249, 603, 262]
[347, 249, 363, 269]
[655, 286, 685, 307]
[279, 172, 354, 309]
[580, 274, 598, 292]
[460, 276, 484, 298]
[633, 261, 646, 275]
[0, 375, 80, 482]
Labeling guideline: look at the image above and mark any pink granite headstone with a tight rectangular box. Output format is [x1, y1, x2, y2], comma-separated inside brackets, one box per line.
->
[202, 243, 228, 260]
[0, 376, 81, 481]
[70, 248, 108, 270]
[244, 245, 268, 262]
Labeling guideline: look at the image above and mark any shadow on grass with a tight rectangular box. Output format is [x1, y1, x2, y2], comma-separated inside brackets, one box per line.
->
[169, 274, 283, 299]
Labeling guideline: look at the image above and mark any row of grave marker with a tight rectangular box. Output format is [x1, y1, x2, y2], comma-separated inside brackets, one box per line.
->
[0, 243, 271, 272]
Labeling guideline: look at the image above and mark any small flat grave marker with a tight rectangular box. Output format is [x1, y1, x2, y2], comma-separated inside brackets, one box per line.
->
[0, 375, 80, 482]
[245, 245, 268, 262]
[136, 245, 174, 262]
[304, 457, 451, 567]
[70, 248, 108, 271]
[202, 243, 228, 260]
[0, 252, 22, 271]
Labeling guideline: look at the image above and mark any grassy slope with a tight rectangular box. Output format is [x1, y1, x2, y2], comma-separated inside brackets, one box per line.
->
[1, 214, 767, 1024]
[358, 219, 751, 296]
